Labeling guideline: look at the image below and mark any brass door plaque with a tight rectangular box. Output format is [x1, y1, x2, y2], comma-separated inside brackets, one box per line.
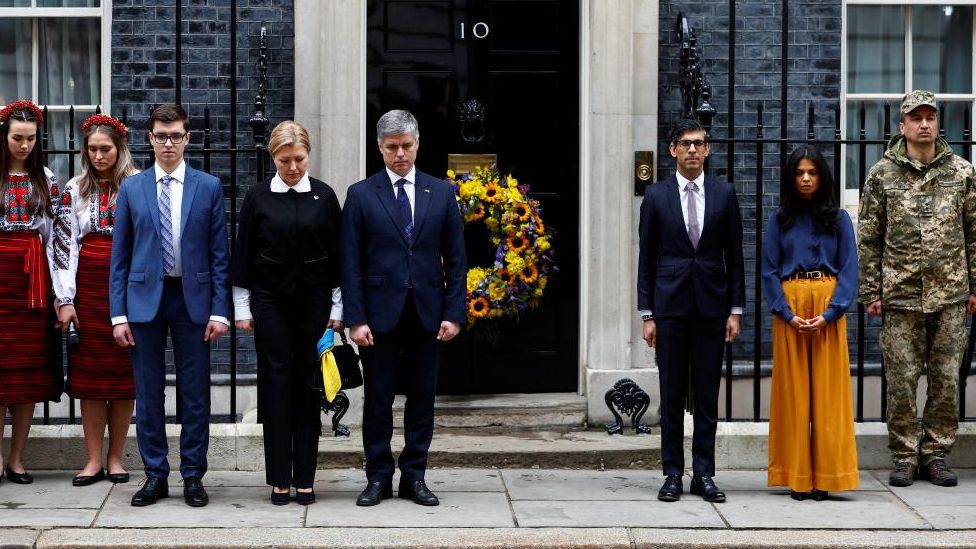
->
[448, 153, 498, 176]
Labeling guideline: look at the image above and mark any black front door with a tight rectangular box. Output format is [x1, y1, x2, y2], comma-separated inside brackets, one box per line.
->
[366, 0, 579, 394]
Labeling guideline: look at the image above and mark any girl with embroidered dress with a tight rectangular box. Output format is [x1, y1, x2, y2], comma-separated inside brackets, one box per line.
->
[50, 114, 139, 487]
[0, 100, 64, 485]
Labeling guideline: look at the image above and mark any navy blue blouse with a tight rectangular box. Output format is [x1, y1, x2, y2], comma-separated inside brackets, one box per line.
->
[761, 208, 858, 323]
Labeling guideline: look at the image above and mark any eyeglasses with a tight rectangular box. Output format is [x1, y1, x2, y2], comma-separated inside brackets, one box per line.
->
[150, 132, 187, 144]
[675, 139, 708, 149]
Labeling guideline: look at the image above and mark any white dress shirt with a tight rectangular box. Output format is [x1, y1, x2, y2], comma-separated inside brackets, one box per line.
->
[111, 161, 228, 326]
[232, 171, 344, 322]
[640, 171, 742, 318]
[386, 166, 416, 221]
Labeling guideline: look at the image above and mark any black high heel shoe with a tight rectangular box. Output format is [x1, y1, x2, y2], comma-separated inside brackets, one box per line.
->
[295, 489, 316, 506]
[4, 466, 33, 485]
[271, 488, 290, 505]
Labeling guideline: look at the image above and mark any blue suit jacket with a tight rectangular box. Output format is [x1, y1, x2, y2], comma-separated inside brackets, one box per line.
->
[340, 169, 466, 333]
[637, 174, 745, 318]
[109, 166, 231, 324]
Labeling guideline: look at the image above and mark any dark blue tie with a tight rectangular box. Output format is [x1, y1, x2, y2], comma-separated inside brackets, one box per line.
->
[395, 178, 413, 242]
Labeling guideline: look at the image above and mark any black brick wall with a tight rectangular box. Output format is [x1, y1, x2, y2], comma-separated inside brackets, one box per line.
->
[111, 0, 296, 378]
[655, 1, 885, 363]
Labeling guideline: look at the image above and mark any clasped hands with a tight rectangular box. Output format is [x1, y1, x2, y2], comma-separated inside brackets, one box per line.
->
[789, 314, 826, 333]
[349, 321, 461, 347]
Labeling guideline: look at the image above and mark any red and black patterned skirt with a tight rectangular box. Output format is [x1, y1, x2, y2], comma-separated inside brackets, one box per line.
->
[66, 234, 134, 400]
[0, 230, 62, 405]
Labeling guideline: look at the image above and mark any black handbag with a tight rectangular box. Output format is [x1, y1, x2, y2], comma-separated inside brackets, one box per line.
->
[331, 331, 363, 389]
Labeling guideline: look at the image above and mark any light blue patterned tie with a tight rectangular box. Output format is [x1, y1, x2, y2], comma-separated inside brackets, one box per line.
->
[159, 175, 176, 274]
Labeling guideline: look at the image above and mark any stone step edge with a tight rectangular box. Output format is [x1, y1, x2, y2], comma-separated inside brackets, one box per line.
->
[23, 527, 976, 549]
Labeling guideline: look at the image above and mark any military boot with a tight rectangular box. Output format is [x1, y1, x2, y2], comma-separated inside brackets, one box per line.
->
[888, 462, 917, 487]
[918, 459, 958, 487]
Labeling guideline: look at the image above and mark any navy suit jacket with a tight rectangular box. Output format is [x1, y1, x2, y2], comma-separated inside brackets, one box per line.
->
[637, 174, 745, 318]
[109, 166, 231, 324]
[340, 169, 466, 333]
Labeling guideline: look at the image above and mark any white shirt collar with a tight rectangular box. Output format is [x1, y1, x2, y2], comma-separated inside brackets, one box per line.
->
[386, 166, 416, 187]
[675, 170, 705, 191]
[154, 161, 187, 184]
[271, 171, 311, 193]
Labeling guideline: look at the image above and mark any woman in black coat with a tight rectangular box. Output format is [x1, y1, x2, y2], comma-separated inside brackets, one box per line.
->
[232, 121, 343, 505]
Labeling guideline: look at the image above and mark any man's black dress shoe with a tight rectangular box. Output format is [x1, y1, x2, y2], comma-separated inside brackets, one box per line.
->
[131, 477, 169, 506]
[183, 477, 209, 507]
[690, 475, 726, 503]
[108, 472, 130, 484]
[356, 481, 392, 506]
[72, 469, 106, 487]
[4, 466, 33, 484]
[398, 480, 439, 506]
[658, 474, 683, 502]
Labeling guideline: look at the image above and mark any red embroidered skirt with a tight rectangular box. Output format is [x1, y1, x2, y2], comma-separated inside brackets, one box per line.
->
[0, 230, 62, 405]
[66, 234, 134, 400]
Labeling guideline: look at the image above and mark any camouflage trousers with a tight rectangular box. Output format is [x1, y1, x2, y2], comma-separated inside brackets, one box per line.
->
[880, 303, 965, 466]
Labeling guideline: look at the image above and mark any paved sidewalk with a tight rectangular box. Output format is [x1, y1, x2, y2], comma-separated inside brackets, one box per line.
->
[1, 468, 975, 548]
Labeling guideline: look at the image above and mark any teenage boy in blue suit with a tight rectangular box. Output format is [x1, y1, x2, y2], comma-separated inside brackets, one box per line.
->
[110, 104, 230, 508]
[341, 109, 466, 507]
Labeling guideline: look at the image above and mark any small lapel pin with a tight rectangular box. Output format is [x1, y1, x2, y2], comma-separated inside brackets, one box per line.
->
[424, 188, 431, 193]
[313, 195, 320, 200]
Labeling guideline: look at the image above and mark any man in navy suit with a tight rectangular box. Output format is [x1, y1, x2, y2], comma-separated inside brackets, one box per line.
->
[637, 119, 745, 503]
[110, 104, 230, 508]
[341, 109, 466, 507]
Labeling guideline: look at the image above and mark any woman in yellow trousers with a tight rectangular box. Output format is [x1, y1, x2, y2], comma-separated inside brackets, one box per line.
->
[761, 145, 859, 501]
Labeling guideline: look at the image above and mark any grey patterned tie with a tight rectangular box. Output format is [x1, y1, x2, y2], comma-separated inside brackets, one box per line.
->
[686, 181, 700, 249]
[159, 175, 176, 274]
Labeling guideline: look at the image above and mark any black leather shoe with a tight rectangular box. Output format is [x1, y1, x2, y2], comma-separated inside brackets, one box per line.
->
[690, 475, 726, 503]
[4, 466, 33, 485]
[271, 488, 290, 506]
[296, 489, 316, 506]
[398, 479, 439, 506]
[72, 469, 106, 487]
[131, 477, 169, 506]
[183, 477, 209, 507]
[811, 489, 829, 501]
[108, 472, 130, 484]
[356, 481, 393, 506]
[790, 490, 810, 501]
[658, 474, 683, 502]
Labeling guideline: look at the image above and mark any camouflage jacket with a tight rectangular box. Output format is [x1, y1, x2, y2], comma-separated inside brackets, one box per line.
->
[857, 134, 976, 311]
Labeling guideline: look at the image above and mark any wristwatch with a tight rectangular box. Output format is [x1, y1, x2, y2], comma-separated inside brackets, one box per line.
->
[641, 313, 653, 322]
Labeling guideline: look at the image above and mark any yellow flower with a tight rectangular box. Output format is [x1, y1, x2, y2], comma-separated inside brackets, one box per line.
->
[447, 169, 456, 180]
[498, 268, 514, 284]
[534, 288, 544, 297]
[536, 237, 550, 252]
[468, 297, 490, 318]
[489, 283, 506, 301]
[538, 276, 548, 289]
[459, 181, 484, 200]
[485, 218, 499, 232]
[488, 308, 504, 318]
[483, 182, 503, 203]
[506, 255, 525, 273]
[518, 264, 539, 284]
[512, 203, 531, 222]
[507, 176, 519, 188]
[466, 204, 485, 222]
[467, 268, 486, 292]
[507, 234, 528, 254]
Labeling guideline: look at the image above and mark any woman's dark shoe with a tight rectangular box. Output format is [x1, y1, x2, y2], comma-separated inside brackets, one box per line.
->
[295, 489, 316, 506]
[107, 472, 130, 484]
[811, 489, 828, 501]
[270, 488, 291, 506]
[5, 466, 33, 484]
[790, 490, 810, 501]
[72, 469, 106, 487]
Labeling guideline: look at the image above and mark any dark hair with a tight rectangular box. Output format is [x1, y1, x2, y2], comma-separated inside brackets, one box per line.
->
[776, 145, 838, 233]
[670, 118, 707, 144]
[0, 107, 50, 216]
[148, 103, 189, 132]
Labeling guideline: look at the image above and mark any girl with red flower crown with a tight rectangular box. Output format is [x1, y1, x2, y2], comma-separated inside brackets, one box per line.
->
[0, 100, 63, 485]
[49, 114, 139, 486]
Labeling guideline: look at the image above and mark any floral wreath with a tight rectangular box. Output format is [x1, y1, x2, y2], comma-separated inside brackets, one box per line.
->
[0, 100, 44, 126]
[449, 165, 556, 326]
[81, 113, 127, 139]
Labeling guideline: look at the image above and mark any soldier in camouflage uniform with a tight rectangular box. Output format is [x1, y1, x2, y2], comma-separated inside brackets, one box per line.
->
[858, 90, 976, 488]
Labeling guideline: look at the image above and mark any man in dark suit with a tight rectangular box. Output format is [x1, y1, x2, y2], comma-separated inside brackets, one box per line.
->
[637, 118, 745, 503]
[110, 104, 230, 507]
[341, 109, 466, 507]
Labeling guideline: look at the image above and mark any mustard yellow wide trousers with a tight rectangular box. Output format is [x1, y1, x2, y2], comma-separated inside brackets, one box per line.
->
[768, 277, 859, 492]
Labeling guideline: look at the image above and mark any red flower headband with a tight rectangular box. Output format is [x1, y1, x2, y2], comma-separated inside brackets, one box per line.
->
[81, 113, 128, 139]
[0, 99, 44, 126]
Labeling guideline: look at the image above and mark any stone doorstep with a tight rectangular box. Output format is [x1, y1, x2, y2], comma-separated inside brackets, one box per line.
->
[9, 420, 976, 471]
[19, 528, 976, 549]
